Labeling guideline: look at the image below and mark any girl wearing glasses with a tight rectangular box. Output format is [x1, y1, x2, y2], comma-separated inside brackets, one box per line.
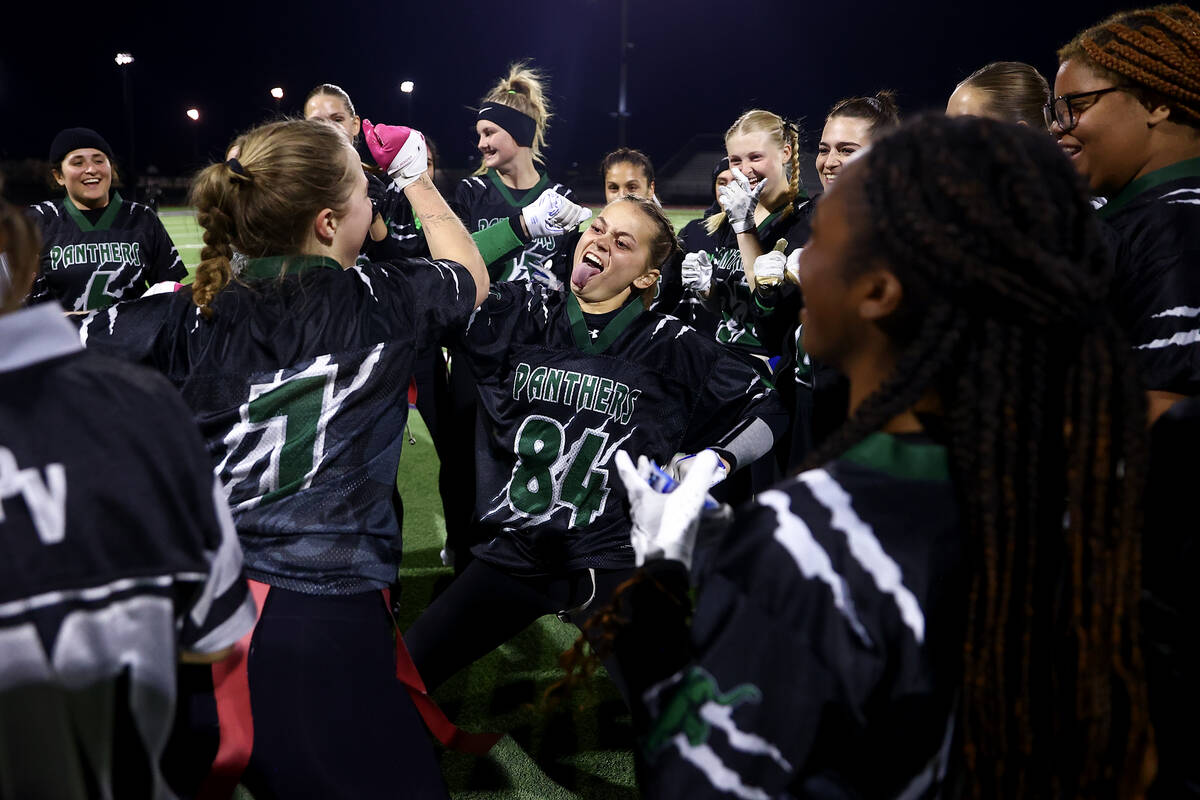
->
[1052, 4, 1200, 423]
[1055, 7, 1200, 799]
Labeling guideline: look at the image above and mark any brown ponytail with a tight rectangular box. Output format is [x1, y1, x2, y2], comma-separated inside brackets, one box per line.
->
[187, 118, 360, 318]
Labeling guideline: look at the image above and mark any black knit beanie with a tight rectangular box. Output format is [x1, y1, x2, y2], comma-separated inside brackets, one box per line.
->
[49, 128, 113, 165]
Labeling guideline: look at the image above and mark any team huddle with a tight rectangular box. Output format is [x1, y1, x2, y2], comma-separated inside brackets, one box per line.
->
[1, 3, 1199, 798]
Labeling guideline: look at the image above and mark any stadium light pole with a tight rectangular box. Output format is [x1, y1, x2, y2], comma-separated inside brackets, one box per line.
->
[400, 80, 414, 123]
[115, 53, 136, 200]
[615, 0, 631, 146]
[271, 86, 284, 116]
[186, 108, 200, 164]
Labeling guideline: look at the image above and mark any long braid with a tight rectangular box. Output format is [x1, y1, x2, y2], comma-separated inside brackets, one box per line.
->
[189, 162, 246, 318]
[186, 118, 361, 318]
[805, 114, 1152, 798]
[1062, 4, 1200, 127]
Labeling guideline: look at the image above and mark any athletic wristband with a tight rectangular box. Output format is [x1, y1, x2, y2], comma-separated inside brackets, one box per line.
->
[471, 216, 527, 265]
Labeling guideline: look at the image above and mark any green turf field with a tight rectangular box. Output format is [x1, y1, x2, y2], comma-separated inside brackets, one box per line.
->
[158, 206, 707, 273]
[155, 207, 706, 797]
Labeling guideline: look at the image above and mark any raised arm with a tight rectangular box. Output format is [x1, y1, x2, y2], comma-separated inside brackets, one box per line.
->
[403, 174, 489, 307]
[363, 120, 489, 308]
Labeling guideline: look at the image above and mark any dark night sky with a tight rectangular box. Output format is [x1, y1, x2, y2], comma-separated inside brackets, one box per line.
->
[2, 0, 1129, 183]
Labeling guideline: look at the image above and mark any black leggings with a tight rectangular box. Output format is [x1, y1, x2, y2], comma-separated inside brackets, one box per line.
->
[404, 559, 637, 696]
[241, 588, 447, 800]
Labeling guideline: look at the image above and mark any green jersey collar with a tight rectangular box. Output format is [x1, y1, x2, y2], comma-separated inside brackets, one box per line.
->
[64, 191, 122, 232]
[756, 209, 781, 236]
[567, 292, 643, 354]
[841, 431, 949, 481]
[488, 168, 550, 209]
[242, 254, 343, 280]
[1099, 156, 1200, 219]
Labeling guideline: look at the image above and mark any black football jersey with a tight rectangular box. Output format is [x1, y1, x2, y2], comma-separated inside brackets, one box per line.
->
[79, 254, 477, 595]
[1100, 157, 1200, 395]
[702, 197, 813, 357]
[372, 181, 430, 260]
[0, 304, 255, 799]
[27, 193, 186, 311]
[451, 169, 576, 283]
[616, 432, 965, 799]
[460, 283, 787, 575]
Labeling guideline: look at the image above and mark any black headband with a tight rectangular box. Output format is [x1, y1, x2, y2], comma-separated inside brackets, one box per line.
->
[477, 103, 536, 148]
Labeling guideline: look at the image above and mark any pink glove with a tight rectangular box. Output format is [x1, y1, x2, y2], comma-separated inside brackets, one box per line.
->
[361, 119, 428, 190]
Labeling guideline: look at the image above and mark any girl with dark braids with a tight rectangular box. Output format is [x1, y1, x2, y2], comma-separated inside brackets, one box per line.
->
[1052, 4, 1200, 422]
[605, 114, 1153, 799]
[1053, 8, 1200, 796]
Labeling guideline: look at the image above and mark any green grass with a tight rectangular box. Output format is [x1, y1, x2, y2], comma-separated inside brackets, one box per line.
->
[157, 208, 677, 797]
[159, 206, 708, 273]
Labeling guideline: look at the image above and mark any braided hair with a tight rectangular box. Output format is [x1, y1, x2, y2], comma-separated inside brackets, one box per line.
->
[807, 113, 1152, 798]
[1059, 3, 1200, 128]
[705, 109, 802, 235]
[188, 118, 361, 318]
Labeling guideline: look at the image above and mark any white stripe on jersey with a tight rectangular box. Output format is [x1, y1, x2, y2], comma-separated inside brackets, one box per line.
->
[1152, 305, 1200, 319]
[700, 701, 792, 771]
[673, 739, 771, 800]
[1136, 328, 1200, 350]
[0, 573, 206, 621]
[349, 265, 377, 300]
[1160, 188, 1200, 199]
[798, 468, 927, 644]
[1160, 187, 1200, 206]
[759, 490, 872, 647]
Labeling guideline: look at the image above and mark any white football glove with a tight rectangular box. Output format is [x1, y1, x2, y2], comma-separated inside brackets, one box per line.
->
[681, 250, 715, 293]
[718, 169, 766, 234]
[614, 449, 724, 570]
[667, 450, 729, 489]
[753, 250, 786, 286]
[521, 189, 592, 239]
[528, 260, 564, 292]
[785, 248, 802, 285]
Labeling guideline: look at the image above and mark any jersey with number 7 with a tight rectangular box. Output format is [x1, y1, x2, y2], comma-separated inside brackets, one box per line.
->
[78, 253, 477, 595]
[461, 282, 787, 576]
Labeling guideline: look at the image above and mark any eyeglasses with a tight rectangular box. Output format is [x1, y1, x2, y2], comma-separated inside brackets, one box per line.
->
[1043, 87, 1128, 132]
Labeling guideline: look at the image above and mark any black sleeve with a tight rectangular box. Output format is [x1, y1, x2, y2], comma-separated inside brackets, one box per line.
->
[680, 340, 787, 471]
[78, 292, 175, 368]
[147, 211, 187, 284]
[750, 281, 803, 354]
[455, 282, 542, 382]
[369, 258, 478, 351]
[1113, 241, 1200, 395]
[616, 494, 890, 798]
